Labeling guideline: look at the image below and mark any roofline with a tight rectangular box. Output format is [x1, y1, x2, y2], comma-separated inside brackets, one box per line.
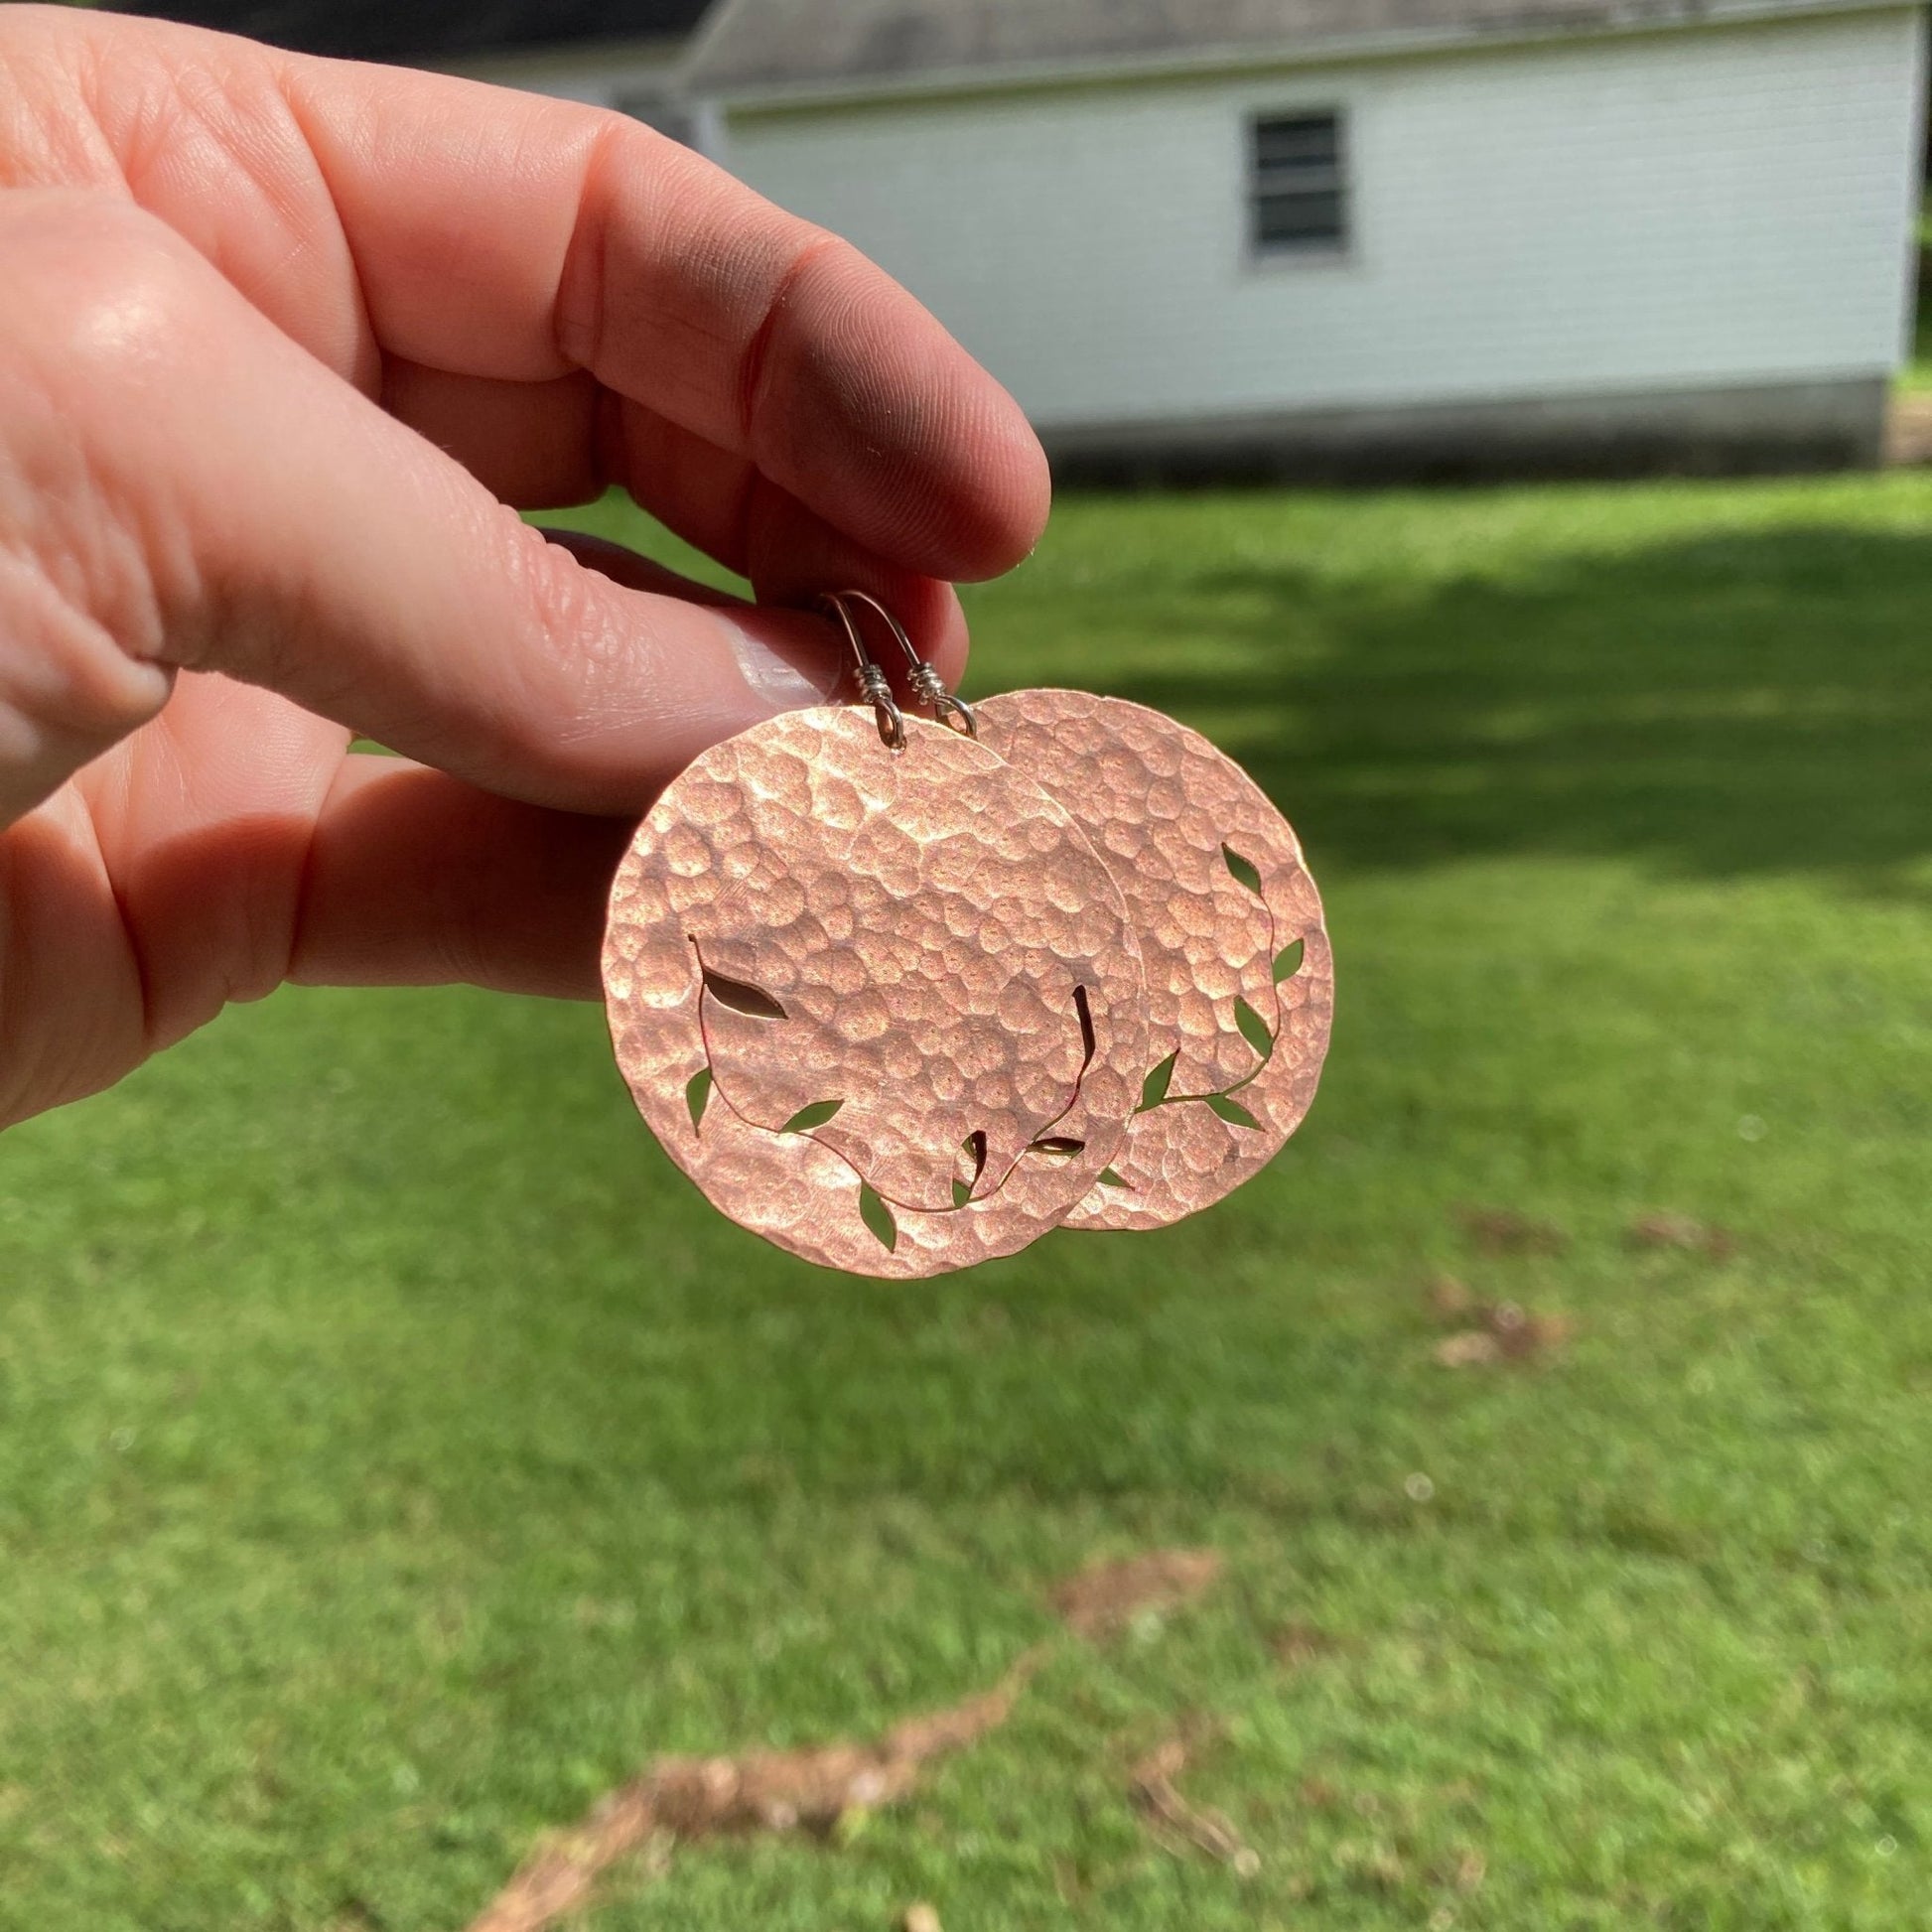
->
[428, 29, 690, 81]
[688, 0, 1914, 111]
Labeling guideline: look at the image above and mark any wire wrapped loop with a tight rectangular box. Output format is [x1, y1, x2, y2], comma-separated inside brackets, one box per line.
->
[817, 593, 906, 749]
[819, 589, 977, 740]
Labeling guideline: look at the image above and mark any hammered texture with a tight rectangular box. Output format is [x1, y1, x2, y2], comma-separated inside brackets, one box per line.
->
[603, 707, 1148, 1278]
[975, 690, 1332, 1231]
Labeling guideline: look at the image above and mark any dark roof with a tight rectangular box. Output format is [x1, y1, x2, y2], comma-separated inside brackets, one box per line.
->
[116, 0, 712, 64]
[686, 0, 1842, 97]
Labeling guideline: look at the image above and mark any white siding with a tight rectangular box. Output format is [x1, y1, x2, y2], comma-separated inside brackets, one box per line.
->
[714, 11, 1926, 429]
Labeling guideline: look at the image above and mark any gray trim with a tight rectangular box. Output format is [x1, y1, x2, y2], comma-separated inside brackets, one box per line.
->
[1036, 376, 1890, 485]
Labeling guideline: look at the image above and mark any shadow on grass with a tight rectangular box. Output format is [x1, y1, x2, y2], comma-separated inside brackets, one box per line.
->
[1055, 523, 1932, 893]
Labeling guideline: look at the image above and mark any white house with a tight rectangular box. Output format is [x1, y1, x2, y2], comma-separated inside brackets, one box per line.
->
[670, 0, 1927, 478]
[141, 0, 1928, 477]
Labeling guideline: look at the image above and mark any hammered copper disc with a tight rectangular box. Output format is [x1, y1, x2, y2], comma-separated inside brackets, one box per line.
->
[602, 706, 1148, 1278]
[973, 690, 1332, 1232]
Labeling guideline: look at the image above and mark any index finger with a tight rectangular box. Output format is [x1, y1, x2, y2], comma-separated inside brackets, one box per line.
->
[71, 11, 1049, 581]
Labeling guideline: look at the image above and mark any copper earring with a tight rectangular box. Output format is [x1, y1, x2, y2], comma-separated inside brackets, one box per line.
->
[848, 604, 1332, 1228]
[602, 594, 1333, 1276]
[972, 690, 1332, 1231]
[601, 596, 1148, 1280]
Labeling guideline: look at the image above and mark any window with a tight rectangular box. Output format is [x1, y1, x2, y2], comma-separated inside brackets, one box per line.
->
[1248, 110, 1347, 258]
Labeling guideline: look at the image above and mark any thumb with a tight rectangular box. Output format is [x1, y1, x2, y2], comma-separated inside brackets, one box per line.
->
[0, 191, 854, 827]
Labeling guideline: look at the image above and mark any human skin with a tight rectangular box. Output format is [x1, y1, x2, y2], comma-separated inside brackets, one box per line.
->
[0, 5, 1050, 1128]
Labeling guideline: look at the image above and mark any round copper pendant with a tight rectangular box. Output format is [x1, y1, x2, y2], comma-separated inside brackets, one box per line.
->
[973, 690, 1332, 1232]
[603, 707, 1148, 1278]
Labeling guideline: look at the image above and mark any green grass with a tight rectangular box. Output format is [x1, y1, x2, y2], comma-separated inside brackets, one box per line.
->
[6, 473, 1932, 1930]
[1909, 329, 1932, 395]
[1900, 301, 1932, 395]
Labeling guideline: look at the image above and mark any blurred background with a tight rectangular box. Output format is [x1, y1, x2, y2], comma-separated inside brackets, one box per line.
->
[5, 2, 1932, 1928]
[113, 0, 1932, 473]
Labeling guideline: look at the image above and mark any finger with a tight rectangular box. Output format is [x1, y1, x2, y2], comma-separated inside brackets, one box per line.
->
[544, 526, 968, 715]
[69, 671, 347, 1051]
[537, 529, 744, 606]
[290, 755, 630, 1000]
[0, 705, 626, 1126]
[45, 9, 1051, 581]
[296, 62, 1049, 581]
[1, 190, 848, 824]
[604, 400, 973, 688]
[379, 358, 602, 509]
[378, 364, 972, 683]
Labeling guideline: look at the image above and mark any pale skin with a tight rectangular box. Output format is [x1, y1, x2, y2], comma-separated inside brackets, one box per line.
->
[0, 6, 1050, 1128]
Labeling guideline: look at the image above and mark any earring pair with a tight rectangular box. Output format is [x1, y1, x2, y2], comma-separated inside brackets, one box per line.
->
[602, 592, 1332, 1279]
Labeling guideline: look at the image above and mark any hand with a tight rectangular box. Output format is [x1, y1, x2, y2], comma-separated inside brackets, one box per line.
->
[0, 6, 1048, 1128]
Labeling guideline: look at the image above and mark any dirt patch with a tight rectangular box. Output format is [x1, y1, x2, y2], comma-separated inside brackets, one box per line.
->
[466, 1548, 1225, 1932]
[1271, 1622, 1340, 1668]
[1129, 1731, 1259, 1877]
[1429, 1290, 1573, 1368]
[468, 1657, 1038, 1932]
[1885, 392, 1932, 467]
[1051, 1548, 1224, 1638]
[1626, 1212, 1736, 1260]
[1457, 1206, 1568, 1256]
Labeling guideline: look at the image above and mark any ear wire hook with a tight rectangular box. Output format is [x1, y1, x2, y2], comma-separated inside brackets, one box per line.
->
[828, 589, 978, 739]
[817, 592, 905, 750]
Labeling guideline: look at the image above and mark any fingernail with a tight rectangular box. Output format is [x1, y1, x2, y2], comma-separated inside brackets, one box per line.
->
[719, 611, 847, 711]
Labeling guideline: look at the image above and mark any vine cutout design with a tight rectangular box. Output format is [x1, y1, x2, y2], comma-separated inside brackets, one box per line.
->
[684, 939, 1102, 1251]
[1133, 844, 1306, 1134]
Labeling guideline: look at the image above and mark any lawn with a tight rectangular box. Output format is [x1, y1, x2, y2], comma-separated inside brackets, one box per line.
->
[3, 472, 1932, 1931]
[1901, 303, 1932, 396]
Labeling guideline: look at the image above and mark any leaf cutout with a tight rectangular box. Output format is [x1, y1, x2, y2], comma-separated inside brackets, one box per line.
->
[780, 1098, 844, 1134]
[1029, 1136, 1085, 1157]
[1204, 1092, 1262, 1130]
[684, 1066, 712, 1133]
[952, 1131, 988, 1208]
[1222, 844, 1264, 897]
[1234, 997, 1274, 1059]
[1139, 1050, 1178, 1111]
[700, 965, 787, 1021]
[859, 1181, 897, 1252]
[1073, 983, 1096, 1068]
[1273, 937, 1306, 984]
[1097, 1168, 1130, 1188]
